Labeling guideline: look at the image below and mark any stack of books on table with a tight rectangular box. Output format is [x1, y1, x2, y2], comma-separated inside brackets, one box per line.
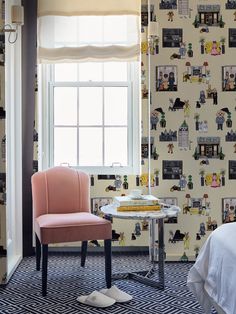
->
[113, 195, 161, 212]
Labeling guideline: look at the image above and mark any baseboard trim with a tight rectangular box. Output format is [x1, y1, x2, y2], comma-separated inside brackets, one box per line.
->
[47, 247, 196, 262]
[48, 246, 150, 253]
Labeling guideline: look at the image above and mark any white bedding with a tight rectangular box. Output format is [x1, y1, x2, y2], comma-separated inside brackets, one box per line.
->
[187, 222, 236, 314]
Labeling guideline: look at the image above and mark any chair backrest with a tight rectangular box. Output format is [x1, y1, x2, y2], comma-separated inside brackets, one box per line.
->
[32, 166, 90, 218]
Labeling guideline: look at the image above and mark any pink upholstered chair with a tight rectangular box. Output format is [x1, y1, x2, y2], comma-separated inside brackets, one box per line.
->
[31, 166, 112, 296]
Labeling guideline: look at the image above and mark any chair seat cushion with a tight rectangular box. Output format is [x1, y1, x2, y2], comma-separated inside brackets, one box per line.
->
[35, 212, 112, 244]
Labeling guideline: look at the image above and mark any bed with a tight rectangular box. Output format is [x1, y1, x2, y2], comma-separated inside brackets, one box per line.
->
[187, 222, 236, 314]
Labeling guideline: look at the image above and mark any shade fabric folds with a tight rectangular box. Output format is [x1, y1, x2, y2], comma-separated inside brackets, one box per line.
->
[38, 45, 140, 63]
[38, 14, 140, 63]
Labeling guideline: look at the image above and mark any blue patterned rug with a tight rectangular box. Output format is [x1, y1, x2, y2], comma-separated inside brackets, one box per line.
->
[0, 253, 217, 314]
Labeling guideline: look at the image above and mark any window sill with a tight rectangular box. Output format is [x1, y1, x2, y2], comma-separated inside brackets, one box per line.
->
[54, 165, 141, 176]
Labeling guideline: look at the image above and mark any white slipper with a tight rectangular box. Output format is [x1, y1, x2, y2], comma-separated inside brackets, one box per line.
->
[100, 285, 133, 303]
[77, 290, 116, 308]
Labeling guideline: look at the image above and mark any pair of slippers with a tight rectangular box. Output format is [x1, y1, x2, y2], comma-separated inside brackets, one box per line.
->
[77, 285, 132, 308]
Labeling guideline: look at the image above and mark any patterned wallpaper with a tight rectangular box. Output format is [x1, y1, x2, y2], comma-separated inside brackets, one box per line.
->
[32, 0, 236, 262]
[89, 0, 236, 261]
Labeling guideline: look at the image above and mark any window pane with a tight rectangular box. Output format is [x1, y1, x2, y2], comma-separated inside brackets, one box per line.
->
[54, 87, 77, 125]
[104, 127, 127, 166]
[79, 62, 103, 81]
[78, 16, 103, 43]
[54, 127, 77, 166]
[79, 128, 103, 166]
[104, 87, 128, 125]
[79, 87, 103, 125]
[55, 63, 77, 82]
[104, 62, 127, 81]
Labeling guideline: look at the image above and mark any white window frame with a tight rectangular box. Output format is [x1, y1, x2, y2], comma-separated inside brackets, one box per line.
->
[38, 62, 141, 175]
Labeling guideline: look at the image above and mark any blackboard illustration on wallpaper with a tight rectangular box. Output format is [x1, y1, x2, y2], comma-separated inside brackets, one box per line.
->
[162, 28, 183, 47]
[229, 29, 236, 47]
[229, 160, 236, 179]
[162, 160, 183, 179]
[156, 65, 177, 91]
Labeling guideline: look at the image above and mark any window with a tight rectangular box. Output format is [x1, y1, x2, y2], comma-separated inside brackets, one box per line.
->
[40, 61, 140, 174]
[37, 1, 141, 174]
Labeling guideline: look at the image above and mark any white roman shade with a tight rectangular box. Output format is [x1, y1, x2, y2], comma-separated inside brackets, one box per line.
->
[37, 0, 141, 63]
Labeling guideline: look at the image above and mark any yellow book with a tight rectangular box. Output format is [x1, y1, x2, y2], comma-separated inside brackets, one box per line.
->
[117, 205, 161, 212]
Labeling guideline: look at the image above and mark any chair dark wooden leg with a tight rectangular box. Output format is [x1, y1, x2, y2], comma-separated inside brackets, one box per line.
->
[42, 244, 48, 297]
[81, 241, 88, 267]
[35, 234, 41, 271]
[104, 239, 112, 288]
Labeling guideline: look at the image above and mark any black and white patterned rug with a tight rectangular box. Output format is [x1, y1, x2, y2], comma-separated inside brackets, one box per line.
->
[0, 253, 217, 314]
